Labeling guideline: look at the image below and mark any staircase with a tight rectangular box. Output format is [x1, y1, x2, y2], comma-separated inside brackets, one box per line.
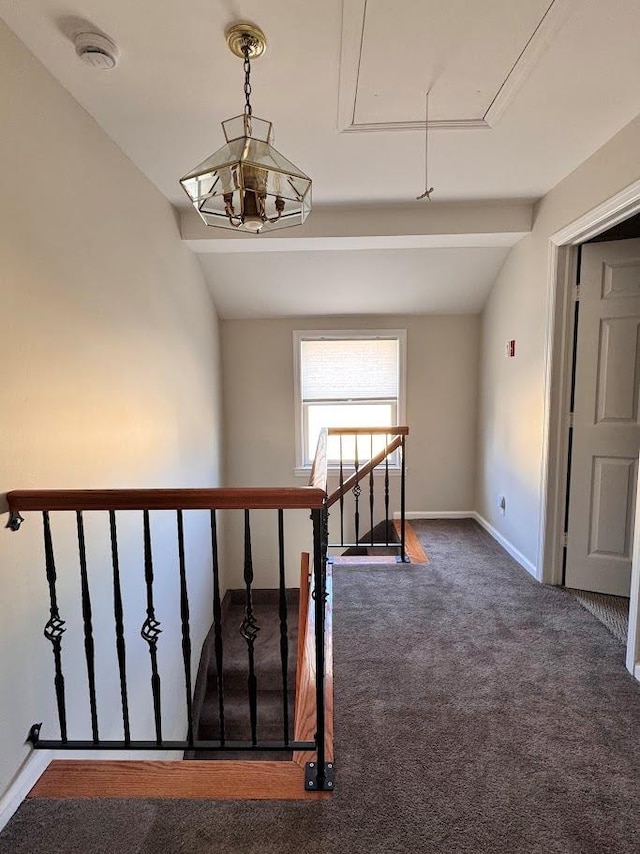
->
[189, 590, 300, 760]
[8, 424, 407, 796]
[339, 519, 401, 560]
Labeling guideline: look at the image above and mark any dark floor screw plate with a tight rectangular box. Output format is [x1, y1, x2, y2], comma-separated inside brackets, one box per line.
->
[305, 761, 335, 791]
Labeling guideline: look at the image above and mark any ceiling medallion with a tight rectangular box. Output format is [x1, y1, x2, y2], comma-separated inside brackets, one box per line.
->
[180, 22, 312, 234]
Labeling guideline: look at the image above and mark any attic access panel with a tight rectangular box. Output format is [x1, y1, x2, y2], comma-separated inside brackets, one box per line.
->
[340, 0, 576, 130]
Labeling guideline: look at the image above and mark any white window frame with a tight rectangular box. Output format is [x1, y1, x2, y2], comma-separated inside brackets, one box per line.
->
[293, 329, 407, 475]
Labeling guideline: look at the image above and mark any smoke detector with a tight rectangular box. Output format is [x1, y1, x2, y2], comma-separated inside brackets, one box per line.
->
[75, 32, 120, 70]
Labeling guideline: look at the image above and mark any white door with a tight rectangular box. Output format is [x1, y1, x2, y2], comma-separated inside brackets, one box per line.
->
[565, 238, 640, 595]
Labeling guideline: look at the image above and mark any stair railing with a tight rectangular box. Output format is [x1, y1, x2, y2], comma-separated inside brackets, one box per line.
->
[5, 486, 332, 789]
[311, 426, 409, 562]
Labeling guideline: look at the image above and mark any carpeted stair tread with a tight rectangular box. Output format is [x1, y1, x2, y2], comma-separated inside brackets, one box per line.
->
[198, 691, 296, 742]
[190, 588, 299, 762]
[205, 595, 298, 690]
[204, 664, 296, 697]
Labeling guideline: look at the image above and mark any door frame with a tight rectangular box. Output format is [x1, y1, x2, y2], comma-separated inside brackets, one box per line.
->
[539, 178, 640, 677]
[627, 471, 640, 679]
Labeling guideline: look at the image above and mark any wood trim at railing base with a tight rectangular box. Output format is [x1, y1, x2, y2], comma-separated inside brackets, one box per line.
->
[28, 558, 335, 801]
[293, 564, 333, 769]
[27, 760, 331, 800]
[393, 519, 429, 564]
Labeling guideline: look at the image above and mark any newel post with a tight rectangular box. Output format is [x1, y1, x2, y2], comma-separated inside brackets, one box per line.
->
[305, 504, 334, 791]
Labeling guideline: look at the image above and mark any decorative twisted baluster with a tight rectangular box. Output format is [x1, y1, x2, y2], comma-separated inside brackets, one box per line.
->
[76, 511, 98, 743]
[369, 434, 375, 546]
[353, 438, 361, 545]
[240, 509, 259, 745]
[141, 509, 162, 745]
[177, 510, 194, 746]
[277, 509, 290, 744]
[211, 510, 226, 744]
[42, 511, 67, 743]
[109, 511, 130, 744]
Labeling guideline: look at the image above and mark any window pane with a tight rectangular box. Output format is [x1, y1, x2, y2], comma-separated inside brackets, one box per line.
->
[306, 402, 395, 462]
[301, 339, 398, 401]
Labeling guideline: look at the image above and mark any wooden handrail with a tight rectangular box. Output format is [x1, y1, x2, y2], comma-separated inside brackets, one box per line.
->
[307, 426, 409, 492]
[6, 487, 326, 513]
[326, 434, 403, 508]
[308, 428, 328, 492]
[327, 426, 409, 436]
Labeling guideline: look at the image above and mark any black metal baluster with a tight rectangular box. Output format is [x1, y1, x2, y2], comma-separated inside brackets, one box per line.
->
[76, 511, 98, 743]
[240, 509, 259, 745]
[109, 511, 130, 744]
[385, 433, 390, 546]
[314, 509, 326, 786]
[353, 437, 361, 546]
[401, 435, 407, 562]
[177, 510, 194, 747]
[211, 510, 226, 745]
[277, 510, 290, 744]
[42, 511, 67, 743]
[339, 436, 345, 548]
[305, 506, 334, 791]
[369, 434, 375, 546]
[141, 509, 162, 745]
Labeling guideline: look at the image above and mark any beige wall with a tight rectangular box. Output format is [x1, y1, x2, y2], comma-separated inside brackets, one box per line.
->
[0, 23, 223, 796]
[221, 314, 479, 586]
[477, 113, 640, 570]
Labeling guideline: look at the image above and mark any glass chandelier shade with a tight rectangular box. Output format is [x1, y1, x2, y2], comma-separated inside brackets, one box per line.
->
[180, 26, 312, 234]
[180, 114, 312, 233]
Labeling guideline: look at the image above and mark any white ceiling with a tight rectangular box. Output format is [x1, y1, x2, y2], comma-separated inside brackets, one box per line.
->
[3, 0, 640, 316]
[2, 0, 640, 207]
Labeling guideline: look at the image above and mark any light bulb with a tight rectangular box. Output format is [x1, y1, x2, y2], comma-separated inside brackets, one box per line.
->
[243, 216, 263, 232]
[242, 190, 264, 232]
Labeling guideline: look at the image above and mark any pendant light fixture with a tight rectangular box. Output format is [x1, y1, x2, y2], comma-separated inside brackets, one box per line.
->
[180, 23, 312, 234]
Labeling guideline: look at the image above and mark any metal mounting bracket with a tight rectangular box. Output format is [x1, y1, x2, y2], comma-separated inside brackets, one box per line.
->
[6, 511, 25, 531]
[304, 760, 335, 791]
[27, 723, 42, 746]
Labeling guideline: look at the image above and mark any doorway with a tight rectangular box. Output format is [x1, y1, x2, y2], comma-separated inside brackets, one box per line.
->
[541, 189, 640, 678]
[564, 224, 640, 596]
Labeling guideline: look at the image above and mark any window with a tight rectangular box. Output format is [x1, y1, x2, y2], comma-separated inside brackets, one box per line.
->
[294, 330, 406, 470]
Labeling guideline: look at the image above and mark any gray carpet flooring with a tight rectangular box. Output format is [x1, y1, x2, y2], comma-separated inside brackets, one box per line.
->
[2, 519, 640, 853]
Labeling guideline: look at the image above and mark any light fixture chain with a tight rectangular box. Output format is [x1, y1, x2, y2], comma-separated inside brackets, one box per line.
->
[242, 42, 252, 118]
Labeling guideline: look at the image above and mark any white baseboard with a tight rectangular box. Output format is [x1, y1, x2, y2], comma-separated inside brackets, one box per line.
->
[634, 663, 640, 683]
[0, 749, 51, 832]
[394, 510, 538, 579]
[472, 513, 538, 579]
[394, 510, 476, 520]
[56, 749, 183, 761]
